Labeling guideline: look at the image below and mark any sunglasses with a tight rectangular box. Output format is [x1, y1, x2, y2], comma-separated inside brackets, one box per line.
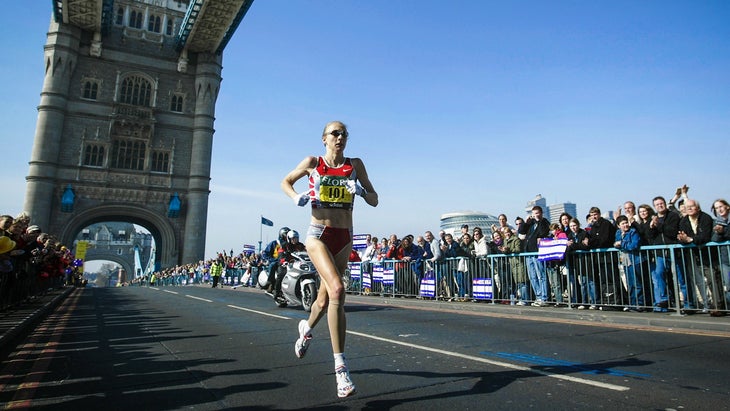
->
[329, 130, 348, 138]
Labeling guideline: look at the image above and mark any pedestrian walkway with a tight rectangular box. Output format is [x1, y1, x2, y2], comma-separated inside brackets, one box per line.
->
[0, 287, 73, 352]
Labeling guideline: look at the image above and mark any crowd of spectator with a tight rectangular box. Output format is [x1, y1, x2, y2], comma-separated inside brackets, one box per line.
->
[351, 187, 730, 316]
[1, 212, 81, 311]
[132, 250, 266, 288]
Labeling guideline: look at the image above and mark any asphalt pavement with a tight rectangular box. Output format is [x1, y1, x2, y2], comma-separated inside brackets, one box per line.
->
[2, 284, 729, 354]
[346, 293, 730, 337]
[2, 285, 729, 410]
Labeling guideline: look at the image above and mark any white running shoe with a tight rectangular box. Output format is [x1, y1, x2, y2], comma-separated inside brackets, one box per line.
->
[294, 320, 312, 359]
[335, 365, 356, 398]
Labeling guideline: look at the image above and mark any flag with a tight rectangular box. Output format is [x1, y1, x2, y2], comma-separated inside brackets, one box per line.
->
[261, 216, 274, 226]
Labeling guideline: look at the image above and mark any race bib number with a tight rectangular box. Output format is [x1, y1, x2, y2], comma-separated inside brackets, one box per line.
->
[318, 176, 353, 205]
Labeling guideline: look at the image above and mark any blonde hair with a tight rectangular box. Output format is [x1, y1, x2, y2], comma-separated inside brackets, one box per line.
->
[322, 121, 347, 137]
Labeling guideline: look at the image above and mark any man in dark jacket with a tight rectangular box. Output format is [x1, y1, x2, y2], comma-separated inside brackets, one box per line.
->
[584, 207, 620, 306]
[519, 206, 550, 306]
[677, 199, 715, 313]
[648, 196, 689, 312]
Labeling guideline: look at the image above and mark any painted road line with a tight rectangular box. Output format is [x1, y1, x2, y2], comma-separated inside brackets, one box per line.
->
[162, 290, 179, 295]
[227, 305, 290, 320]
[347, 330, 630, 392]
[185, 295, 213, 303]
[486, 351, 650, 378]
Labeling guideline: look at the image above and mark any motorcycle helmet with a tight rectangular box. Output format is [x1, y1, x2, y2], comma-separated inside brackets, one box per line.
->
[287, 230, 300, 241]
[278, 227, 290, 243]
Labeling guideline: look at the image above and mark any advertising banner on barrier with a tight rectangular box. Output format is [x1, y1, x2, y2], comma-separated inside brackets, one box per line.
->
[372, 263, 383, 283]
[348, 262, 361, 279]
[472, 278, 493, 299]
[362, 269, 371, 289]
[348, 262, 361, 287]
[419, 272, 436, 297]
[382, 263, 394, 285]
[538, 238, 569, 261]
[352, 234, 369, 252]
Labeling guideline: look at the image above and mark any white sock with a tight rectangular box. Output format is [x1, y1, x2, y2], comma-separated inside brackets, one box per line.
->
[334, 353, 346, 369]
[300, 320, 312, 336]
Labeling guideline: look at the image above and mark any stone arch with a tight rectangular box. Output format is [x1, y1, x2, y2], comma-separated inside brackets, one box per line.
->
[82, 252, 134, 283]
[59, 204, 179, 269]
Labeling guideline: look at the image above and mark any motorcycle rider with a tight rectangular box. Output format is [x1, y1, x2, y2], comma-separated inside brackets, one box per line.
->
[263, 227, 290, 297]
[274, 230, 307, 297]
[285, 230, 306, 254]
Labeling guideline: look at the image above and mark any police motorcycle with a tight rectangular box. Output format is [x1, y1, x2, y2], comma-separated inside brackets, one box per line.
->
[258, 229, 319, 312]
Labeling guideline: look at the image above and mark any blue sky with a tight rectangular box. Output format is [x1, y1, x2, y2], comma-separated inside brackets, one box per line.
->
[1, 1, 728, 260]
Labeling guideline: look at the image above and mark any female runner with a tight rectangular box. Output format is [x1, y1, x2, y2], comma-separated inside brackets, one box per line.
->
[281, 121, 378, 398]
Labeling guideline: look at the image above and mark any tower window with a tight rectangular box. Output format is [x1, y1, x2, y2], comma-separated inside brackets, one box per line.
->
[148, 15, 161, 33]
[83, 144, 105, 167]
[82, 80, 99, 100]
[170, 94, 184, 112]
[115, 7, 124, 25]
[119, 75, 152, 106]
[111, 139, 146, 171]
[130, 10, 143, 29]
[151, 151, 170, 173]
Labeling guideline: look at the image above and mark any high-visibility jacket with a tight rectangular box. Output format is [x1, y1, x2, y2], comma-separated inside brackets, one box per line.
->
[210, 262, 223, 277]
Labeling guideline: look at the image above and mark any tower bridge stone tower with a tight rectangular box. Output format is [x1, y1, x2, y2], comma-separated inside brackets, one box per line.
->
[24, 0, 254, 268]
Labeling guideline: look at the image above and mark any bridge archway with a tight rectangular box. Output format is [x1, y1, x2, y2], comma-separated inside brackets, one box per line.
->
[60, 205, 178, 270]
[83, 256, 132, 285]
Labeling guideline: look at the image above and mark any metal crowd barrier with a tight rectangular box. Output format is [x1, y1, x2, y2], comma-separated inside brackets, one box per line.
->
[346, 257, 498, 301]
[345, 242, 730, 315]
[0, 262, 65, 311]
[143, 266, 263, 288]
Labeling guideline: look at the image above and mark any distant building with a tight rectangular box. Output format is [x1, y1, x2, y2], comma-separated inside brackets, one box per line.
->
[548, 202, 578, 224]
[605, 210, 615, 222]
[525, 194, 549, 219]
[440, 212, 500, 237]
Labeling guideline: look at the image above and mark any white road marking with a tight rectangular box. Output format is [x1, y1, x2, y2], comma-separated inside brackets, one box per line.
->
[185, 295, 213, 303]
[162, 290, 178, 295]
[227, 305, 290, 320]
[347, 330, 630, 392]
